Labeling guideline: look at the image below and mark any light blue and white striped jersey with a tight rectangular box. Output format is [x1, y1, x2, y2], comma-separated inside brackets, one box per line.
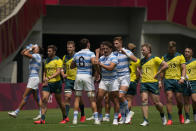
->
[74, 49, 95, 75]
[100, 52, 118, 81]
[113, 48, 133, 76]
[29, 53, 41, 77]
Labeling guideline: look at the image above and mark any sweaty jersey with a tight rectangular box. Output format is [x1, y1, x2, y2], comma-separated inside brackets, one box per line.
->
[62, 55, 77, 80]
[140, 56, 163, 83]
[129, 58, 140, 82]
[44, 56, 63, 83]
[99, 52, 118, 81]
[29, 53, 41, 77]
[186, 58, 196, 81]
[113, 48, 133, 76]
[73, 49, 95, 75]
[162, 52, 185, 80]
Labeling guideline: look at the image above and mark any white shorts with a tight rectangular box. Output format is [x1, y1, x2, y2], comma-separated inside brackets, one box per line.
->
[74, 74, 95, 91]
[116, 75, 130, 87]
[27, 77, 39, 90]
[99, 80, 119, 92]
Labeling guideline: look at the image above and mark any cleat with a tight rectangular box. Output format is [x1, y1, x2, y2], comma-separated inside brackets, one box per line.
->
[184, 119, 190, 124]
[118, 117, 125, 124]
[80, 116, 86, 122]
[179, 114, 184, 124]
[65, 117, 70, 122]
[86, 116, 94, 120]
[8, 111, 17, 118]
[103, 117, 110, 122]
[94, 119, 100, 125]
[140, 121, 149, 126]
[112, 119, 118, 125]
[162, 116, 167, 125]
[33, 114, 41, 120]
[166, 120, 173, 125]
[125, 111, 134, 124]
[59, 119, 67, 124]
[34, 120, 45, 124]
[118, 113, 121, 122]
[73, 119, 77, 125]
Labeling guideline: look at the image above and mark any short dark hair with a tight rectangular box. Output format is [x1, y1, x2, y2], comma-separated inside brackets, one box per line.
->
[80, 38, 89, 49]
[113, 36, 123, 43]
[38, 46, 44, 54]
[101, 41, 113, 50]
[67, 41, 75, 47]
[168, 41, 176, 47]
[141, 43, 152, 53]
[48, 45, 57, 52]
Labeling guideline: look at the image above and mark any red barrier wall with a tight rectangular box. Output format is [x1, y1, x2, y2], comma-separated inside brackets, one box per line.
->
[0, 0, 44, 63]
[0, 83, 171, 111]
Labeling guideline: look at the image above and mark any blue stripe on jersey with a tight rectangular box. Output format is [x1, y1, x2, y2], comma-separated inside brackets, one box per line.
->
[74, 49, 95, 75]
[99, 53, 118, 81]
[113, 48, 133, 76]
[29, 54, 41, 77]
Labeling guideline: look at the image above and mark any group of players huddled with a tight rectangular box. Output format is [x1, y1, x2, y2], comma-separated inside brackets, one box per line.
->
[8, 36, 196, 126]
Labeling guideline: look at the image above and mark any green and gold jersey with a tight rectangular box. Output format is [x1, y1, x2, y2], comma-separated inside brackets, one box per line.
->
[186, 58, 196, 81]
[162, 52, 185, 80]
[129, 58, 140, 82]
[140, 56, 163, 83]
[62, 55, 77, 80]
[45, 56, 63, 83]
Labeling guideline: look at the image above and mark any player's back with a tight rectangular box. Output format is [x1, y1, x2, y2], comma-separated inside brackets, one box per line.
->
[74, 49, 95, 75]
[29, 53, 41, 77]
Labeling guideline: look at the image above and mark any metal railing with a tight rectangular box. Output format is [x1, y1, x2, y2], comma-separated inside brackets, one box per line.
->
[0, 0, 20, 22]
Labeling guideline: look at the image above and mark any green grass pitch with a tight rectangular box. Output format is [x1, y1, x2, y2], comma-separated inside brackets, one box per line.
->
[1, 106, 196, 131]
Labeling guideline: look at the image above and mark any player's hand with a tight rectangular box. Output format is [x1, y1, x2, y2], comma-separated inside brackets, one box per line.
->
[158, 81, 163, 89]
[178, 79, 184, 84]
[95, 74, 101, 82]
[154, 73, 159, 79]
[62, 74, 67, 78]
[42, 81, 48, 86]
[94, 59, 99, 64]
[119, 48, 126, 54]
[95, 48, 100, 54]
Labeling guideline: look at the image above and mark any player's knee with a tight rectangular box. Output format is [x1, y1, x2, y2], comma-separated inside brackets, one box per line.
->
[87, 91, 95, 98]
[75, 91, 82, 96]
[141, 101, 148, 106]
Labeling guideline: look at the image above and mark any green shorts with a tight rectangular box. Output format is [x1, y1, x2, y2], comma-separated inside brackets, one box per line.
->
[140, 82, 159, 95]
[127, 81, 137, 96]
[182, 81, 196, 96]
[64, 79, 75, 91]
[42, 81, 62, 94]
[164, 79, 183, 93]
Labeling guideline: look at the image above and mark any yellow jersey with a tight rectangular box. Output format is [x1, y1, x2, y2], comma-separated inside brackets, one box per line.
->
[62, 55, 77, 80]
[129, 58, 140, 82]
[162, 52, 185, 80]
[44, 56, 63, 83]
[140, 56, 163, 83]
[186, 58, 196, 81]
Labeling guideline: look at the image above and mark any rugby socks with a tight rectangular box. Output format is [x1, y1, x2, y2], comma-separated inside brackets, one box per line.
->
[143, 117, 149, 122]
[93, 112, 99, 121]
[41, 114, 45, 121]
[123, 100, 129, 115]
[15, 109, 20, 114]
[105, 113, 110, 118]
[114, 113, 118, 120]
[167, 113, 172, 120]
[160, 113, 164, 118]
[193, 109, 196, 115]
[120, 103, 125, 119]
[65, 105, 70, 117]
[185, 113, 190, 120]
[39, 108, 41, 115]
[73, 111, 78, 120]
[79, 104, 85, 116]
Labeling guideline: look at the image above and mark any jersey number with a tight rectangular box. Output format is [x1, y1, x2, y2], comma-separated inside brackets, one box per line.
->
[79, 56, 85, 67]
[169, 63, 176, 68]
[188, 69, 191, 74]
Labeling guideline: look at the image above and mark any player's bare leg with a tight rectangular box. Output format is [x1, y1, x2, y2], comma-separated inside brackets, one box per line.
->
[175, 92, 184, 124]
[184, 96, 191, 123]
